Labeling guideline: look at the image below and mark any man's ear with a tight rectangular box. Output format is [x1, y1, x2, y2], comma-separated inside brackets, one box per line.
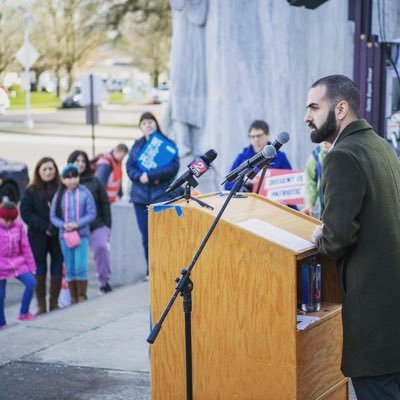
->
[335, 100, 348, 121]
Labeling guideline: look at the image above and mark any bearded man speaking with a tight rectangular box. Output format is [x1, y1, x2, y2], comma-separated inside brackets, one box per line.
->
[305, 74, 400, 399]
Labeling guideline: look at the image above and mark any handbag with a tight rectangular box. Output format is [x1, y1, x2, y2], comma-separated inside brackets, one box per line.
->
[63, 189, 81, 249]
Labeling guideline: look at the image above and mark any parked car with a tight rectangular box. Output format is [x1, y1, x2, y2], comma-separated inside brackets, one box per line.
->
[61, 85, 82, 108]
[149, 82, 170, 104]
[62, 81, 108, 109]
[0, 157, 29, 203]
[107, 78, 128, 93]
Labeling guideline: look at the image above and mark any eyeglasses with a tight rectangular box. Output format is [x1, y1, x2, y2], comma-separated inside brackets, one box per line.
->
[248, 133, 266, 140]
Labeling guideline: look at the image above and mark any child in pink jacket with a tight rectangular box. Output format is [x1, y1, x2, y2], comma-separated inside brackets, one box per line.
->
[0, 202, 37, 329]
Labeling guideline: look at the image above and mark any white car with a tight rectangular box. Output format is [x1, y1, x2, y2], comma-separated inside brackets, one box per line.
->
[0, 87, 10, 114]
[150, 83, 170, 104]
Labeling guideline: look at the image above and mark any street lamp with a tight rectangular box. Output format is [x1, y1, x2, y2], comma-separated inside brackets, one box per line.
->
[16, 6, 36, 129]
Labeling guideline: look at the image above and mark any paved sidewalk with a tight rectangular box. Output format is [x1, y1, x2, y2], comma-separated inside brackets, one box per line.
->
[0, 282, 151, 400]
[0, 279, 358, 399]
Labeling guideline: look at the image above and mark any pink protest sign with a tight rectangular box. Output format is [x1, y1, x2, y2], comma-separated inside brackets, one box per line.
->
[252, 169, 305, 205]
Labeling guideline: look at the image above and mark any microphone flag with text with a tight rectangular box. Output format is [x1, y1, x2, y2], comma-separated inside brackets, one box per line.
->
[166, 149, 218, 194]
[223, 145, 277, 184]
[246, 131, 290, 180]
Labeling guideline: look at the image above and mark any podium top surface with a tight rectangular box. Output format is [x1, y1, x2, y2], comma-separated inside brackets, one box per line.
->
[155, 193, 320, 255]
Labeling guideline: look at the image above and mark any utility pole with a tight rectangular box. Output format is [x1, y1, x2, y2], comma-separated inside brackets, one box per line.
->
[16, 7, 38, 129]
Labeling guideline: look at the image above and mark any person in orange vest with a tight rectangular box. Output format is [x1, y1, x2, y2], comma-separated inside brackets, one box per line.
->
[94, 144, 129, 203]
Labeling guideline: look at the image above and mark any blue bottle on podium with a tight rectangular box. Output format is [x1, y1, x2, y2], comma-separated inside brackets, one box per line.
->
[301, 264, 321, 312]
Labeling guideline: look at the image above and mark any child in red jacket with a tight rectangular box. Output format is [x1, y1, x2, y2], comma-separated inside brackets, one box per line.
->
[0, 202, 37, 329]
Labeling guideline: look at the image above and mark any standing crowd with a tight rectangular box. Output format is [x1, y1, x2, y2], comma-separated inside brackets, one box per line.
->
[0, 111, 180, 329]
[0, 106, 358, 331]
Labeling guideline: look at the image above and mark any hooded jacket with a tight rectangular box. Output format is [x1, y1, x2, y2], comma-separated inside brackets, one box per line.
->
[0, 219, 36, 279]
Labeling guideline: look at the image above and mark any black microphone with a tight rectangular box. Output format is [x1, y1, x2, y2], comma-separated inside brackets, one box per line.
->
[272, 131, 290, 152]
[166, 149, 218, 194]
[223, 145, 276, 184]
[246, 131, 290, 179]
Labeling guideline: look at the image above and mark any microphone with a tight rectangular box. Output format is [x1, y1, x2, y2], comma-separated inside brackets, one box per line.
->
[272, 131, 290, 151]
[246, 131, 290, 179]
[166, 149, 218, 194]
[223, 145, 276, 184]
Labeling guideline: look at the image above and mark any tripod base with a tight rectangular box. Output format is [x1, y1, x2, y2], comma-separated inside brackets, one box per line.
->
[164, 184, 214, 210]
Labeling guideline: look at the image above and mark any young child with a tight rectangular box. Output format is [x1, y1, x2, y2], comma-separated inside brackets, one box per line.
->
[0, 202, 37, 329]
[50, 164, 96, 304]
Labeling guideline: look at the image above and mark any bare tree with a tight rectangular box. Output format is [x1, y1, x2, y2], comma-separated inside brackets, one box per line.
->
[107, 0, 172, 87]
[0, 2, 23, 80]
[31, 0, 109, 93]
[106, 0, 169, 28]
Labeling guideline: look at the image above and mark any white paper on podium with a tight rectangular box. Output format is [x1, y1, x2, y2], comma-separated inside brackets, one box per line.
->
[296, 315, 320, 330]
[237, 218, 315, 252]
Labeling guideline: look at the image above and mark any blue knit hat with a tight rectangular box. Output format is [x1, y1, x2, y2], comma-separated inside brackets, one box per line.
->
[61, 163, 79, 178]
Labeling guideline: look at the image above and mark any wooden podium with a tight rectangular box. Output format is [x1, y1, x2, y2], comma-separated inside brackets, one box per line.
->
[149, 193, 348, 400]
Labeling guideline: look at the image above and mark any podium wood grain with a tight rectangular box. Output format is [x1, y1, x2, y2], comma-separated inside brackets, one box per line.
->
[149, 193, 346, 400]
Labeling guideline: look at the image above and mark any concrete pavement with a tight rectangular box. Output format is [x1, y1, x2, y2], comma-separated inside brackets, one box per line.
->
[0, 105, 165, 139]
[0, 282, 151, 400]
[0, 283, 358, 399]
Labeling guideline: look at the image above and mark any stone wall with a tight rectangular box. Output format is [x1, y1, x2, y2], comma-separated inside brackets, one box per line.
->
[109, 201, 147, 285]
[167, 0, 354, 192]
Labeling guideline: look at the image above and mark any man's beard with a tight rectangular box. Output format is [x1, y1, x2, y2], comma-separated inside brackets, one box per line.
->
[310, 109, 338, 143]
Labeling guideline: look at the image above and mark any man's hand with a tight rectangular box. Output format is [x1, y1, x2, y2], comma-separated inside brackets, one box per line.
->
[303, 207, 313, 216]
[311, 225, 323, 243]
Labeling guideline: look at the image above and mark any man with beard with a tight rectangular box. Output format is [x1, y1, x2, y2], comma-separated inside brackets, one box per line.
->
[304, 74, 400, 399]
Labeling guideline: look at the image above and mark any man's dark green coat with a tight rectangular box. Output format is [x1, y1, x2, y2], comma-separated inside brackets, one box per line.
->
[316, 119, 400, 377]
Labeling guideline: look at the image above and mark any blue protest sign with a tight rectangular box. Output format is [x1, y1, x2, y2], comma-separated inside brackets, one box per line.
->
[136, 132, 178, 172]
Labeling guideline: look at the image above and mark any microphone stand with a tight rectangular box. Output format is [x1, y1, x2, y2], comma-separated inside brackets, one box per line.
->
[255, 164, 268, 194]
[147, 168, 249, 400]
[163, 183, 214, 210]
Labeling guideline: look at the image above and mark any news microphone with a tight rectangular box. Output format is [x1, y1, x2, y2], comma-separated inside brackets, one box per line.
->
[272, 131, 290, 151]
[223, 145, 276, 184]
[166, 149, 218, 194]
[246, 131, 290, 179]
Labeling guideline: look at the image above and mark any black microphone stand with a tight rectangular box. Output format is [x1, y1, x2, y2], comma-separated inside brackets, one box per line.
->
[255, 164, 268, 194]
[147, 169, 249, 400]
[163, 182, 214, 210]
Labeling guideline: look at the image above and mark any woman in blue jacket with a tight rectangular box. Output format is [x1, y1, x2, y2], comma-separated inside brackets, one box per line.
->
[126, 112, 180, 278]
[224, 120, 292, 191]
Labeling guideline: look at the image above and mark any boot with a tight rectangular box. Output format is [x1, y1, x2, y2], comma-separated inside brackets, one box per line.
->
[35, 275, 47, 315]
[76, 280, 88, 303]
[67, 281, 79, 304]
[49, 275, 62, 311]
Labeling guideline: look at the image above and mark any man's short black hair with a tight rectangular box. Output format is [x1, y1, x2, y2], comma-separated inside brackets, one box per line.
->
[248, 120, 269, 135]
[311, 74, 360, 116]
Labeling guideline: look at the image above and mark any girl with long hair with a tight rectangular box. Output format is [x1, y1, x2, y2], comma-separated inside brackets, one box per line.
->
[67, 150, 112, 294]
[50, 164, 96, 303]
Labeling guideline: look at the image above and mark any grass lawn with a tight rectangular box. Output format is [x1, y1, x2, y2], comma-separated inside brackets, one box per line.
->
[9, 91, 61, 110]
[108, 92, 124, 103]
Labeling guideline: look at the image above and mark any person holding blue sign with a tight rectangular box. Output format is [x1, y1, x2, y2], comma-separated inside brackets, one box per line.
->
[126, 112, 180, 279]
